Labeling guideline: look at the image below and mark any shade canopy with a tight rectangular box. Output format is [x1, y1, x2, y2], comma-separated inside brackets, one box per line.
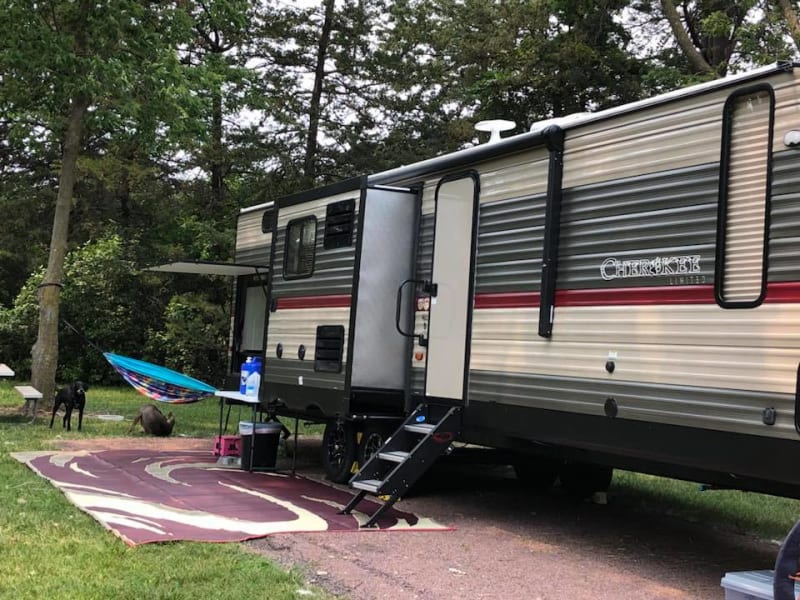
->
[145, 261, 266, 277]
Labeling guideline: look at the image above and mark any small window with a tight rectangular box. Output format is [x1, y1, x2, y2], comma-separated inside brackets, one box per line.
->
[314, 325, 345, 373]
[283, 216, 317, 279]
[715, 85, 774, 308]
[324, 198, 356, 249]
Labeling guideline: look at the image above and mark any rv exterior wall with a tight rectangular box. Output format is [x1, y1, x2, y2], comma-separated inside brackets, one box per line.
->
[265, 190, 359, 401]
[235, 207, 272, 265]
[405, 68, 800, 445]
[258, 65, 800, 494]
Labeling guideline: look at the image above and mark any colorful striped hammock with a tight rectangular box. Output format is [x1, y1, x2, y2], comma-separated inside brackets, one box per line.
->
[104, 352, 218, 404]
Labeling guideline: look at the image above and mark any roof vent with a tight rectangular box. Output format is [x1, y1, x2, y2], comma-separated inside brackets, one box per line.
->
[475, 119, 516, 144]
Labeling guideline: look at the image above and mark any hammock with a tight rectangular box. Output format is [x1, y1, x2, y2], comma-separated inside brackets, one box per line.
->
[104, 352, 218, 404]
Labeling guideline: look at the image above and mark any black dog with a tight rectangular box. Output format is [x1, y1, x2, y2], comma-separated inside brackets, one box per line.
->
[50, 381, 88, 432]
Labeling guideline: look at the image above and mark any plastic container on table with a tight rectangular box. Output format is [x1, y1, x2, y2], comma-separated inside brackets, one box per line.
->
[239, 356, 262, 396]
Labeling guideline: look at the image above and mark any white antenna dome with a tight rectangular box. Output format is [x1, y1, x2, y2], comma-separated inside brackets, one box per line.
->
[475, 119, 516, 144]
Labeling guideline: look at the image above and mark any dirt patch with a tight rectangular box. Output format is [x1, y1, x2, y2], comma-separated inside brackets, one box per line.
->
[51, 435, 782, 599]
[247, 437, 780, 600]
[53, 435, 212, 453]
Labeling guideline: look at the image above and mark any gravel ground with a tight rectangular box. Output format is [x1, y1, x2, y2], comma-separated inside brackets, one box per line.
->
[57, 434, 782, 600]
[248, 437, 781, 600]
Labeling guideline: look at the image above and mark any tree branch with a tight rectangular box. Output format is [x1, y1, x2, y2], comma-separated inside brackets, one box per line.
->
[776, 0, 800, 50]
[660, 0, 714, 74]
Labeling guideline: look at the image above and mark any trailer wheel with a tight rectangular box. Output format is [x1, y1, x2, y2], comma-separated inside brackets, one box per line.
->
[773, 518, 800, 600]
[512, 456, 561, 491]
[321, 420, 357, 483]
[357, 422, 394, 466]
[559, 462, 613, 499]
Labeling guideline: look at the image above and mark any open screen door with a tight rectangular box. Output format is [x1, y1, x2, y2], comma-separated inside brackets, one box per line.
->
[424, 173, 479, 403]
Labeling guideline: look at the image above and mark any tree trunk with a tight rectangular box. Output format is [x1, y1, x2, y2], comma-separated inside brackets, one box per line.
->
[304, 0, 336, 183]
[659, 0, 714, 75]
[210, 87, 224, 209]
[31, 94, 89, 406]
[776, 0, 800, 50]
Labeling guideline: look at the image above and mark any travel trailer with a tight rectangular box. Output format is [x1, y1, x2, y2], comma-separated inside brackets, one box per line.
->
[227, 62, 800, 521]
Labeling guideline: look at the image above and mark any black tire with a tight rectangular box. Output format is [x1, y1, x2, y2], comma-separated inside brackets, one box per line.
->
[559, 462, 613, 498]
[513, 456, 561, 492]
[357, 422, 395, 467]
[321, 420, 357, 483]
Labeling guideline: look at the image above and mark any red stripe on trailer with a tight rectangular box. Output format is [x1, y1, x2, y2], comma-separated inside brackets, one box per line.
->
[555, 285, 715, 306]
[472, 286, 714, 309]
[764, 282, 800, 303]
[274, 282, 800, 311]
[473, 292, 541, 309]
[275, 295, 352, 309]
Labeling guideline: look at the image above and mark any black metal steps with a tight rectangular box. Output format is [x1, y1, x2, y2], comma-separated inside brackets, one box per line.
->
[339, 403, 462, 528]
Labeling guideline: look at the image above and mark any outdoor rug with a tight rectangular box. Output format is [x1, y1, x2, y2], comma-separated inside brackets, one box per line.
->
[12, 449, 451, 546]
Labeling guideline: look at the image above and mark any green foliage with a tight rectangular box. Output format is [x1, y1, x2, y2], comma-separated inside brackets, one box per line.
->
[0, 232, 232, 386]
[146, 291, 231, 387]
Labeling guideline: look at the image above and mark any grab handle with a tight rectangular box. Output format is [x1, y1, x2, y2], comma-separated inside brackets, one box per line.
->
[395, 279, 422, 338]
[395, 279, 436, 347]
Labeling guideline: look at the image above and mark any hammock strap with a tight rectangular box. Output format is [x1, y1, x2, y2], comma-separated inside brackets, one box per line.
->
[60, 318, 105, 355]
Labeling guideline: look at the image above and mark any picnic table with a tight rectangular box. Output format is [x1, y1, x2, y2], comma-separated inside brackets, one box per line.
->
[0, 363, 14, 378]
[15, 385, 42, 423]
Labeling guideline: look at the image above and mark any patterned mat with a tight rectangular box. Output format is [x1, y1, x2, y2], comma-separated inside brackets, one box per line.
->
[12, 449, 451, 546]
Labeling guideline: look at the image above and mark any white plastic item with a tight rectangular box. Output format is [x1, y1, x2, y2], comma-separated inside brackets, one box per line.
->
[720, 570, 780, 600]
[239, 356, 252, 394]
[245, 370, 261, 397]
[239, 421, 283, 436]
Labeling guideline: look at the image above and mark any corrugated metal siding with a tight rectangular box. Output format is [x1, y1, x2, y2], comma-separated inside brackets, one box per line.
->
[263, 357, 346, 389]
[235, 208, 271, 265]
[478, 150, 549, 204]
[562, 90, 725, 188]
[561, 70, 796, 190]
[475, 193, 546, 294]
[468, 371, 795, 439]
[271, 193, 359, 298]
[720, 89, 772, 302]
[558, 164, 718, 289]
[469, 302, 800, 395]
[263, 307, 350, 389]
[769, 150, 800, 282]
[772, 72, 800, 154]
[265, 192, 358, 394]
[408, 149, 550, 388]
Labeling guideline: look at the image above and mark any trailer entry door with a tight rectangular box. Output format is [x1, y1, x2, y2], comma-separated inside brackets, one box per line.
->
[425, 173, 479, 403]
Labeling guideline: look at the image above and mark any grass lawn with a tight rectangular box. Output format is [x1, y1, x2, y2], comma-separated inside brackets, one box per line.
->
[0, 381, 334, 600]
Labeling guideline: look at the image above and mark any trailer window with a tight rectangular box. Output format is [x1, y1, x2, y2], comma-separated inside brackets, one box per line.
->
[283, 216, 317, 279]
[240, 280, 266, 352]
[716, 85, 774, 308]
[324, 198, 355, 249]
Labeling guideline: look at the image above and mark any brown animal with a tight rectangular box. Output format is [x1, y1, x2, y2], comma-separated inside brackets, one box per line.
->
[128, 404, 175, 437]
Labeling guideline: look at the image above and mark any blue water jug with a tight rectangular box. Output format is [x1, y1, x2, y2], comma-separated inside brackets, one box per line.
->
[243, 356, 263, 397]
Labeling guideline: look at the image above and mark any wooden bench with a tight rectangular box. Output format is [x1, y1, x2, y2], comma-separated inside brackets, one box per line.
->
[14, 385, 42, 423]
